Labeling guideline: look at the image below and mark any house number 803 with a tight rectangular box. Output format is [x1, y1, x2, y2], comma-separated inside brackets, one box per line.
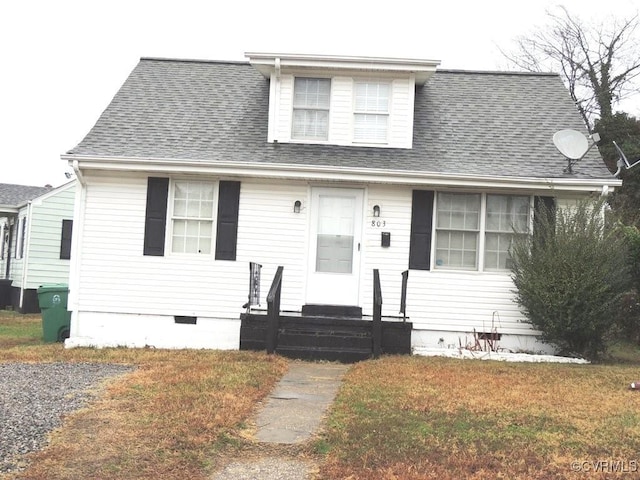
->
[371, 220, 386, 227]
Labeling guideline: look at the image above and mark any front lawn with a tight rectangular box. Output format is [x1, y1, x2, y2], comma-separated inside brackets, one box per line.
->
[315, 354, 640, 479]
[0, 313, 288, 480]
[0, 311, 43, 348]
[3, 312, 640, 479]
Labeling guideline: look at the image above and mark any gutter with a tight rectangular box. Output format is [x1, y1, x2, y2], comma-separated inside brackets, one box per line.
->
[62, 154, 621, 192]
[71, 159, 86, 186]
[19, 201, 34, 310]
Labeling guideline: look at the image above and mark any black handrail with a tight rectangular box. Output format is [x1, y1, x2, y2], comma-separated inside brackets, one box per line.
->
[400, 270, 409, 322]
[266, 266, 284, 354]
[372, 269, 382, 359]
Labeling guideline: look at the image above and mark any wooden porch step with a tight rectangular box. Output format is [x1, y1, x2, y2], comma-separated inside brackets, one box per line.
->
[239, 311, 413, 363]
[275, 345, 371, 363]
[278, 331, 372, 350]
[301, 304, 362, 318]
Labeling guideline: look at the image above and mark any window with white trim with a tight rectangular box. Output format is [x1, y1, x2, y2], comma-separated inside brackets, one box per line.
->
[292, 78, 330, 140]
[484, 194, 530, 270]
[353, 81, 390, 143]
[435, 193, 480, 270]
[434, 192, 531, 271]
[170, 181, 215, 254]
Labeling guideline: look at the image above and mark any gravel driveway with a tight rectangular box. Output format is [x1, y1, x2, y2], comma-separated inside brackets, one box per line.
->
[0, 362, 134, 474]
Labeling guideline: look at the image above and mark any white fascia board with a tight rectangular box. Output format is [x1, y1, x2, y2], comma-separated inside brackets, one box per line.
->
[0, 205, 19, 215]
[63, 154, 621, 193]
[246, 52, 441, 85]
[23, 180, 76, 207]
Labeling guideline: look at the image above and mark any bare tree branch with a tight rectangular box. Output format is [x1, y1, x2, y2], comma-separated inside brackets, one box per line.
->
[500, 7, 640, 129]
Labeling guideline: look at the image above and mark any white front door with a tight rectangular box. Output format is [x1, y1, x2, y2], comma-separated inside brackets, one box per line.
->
[306, 187, 363, 305]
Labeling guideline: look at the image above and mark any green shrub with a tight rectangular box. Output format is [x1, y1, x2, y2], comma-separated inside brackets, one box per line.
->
[614, 225, 640, 344]
[510, 197, 631, 360]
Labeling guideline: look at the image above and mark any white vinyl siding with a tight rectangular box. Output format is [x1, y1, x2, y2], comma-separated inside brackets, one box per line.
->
[0, 182, 76, 296]
[24, 184, 76, 288]
[236, 181, 308, 312]
[72, 173, 599, 349]
[363, 185, 533, 335]
[271, 73, 414, 148]
[73, 174, 309, 319]
[407, 270, 531, 334]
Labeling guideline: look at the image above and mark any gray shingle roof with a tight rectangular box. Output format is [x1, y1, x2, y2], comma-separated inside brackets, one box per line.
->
[0, 183, 52, 209]
[67, 58, 613, 180]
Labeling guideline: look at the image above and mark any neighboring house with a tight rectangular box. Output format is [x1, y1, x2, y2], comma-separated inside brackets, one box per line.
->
[0, 181, 76, 313]
[61, 53, 619, 356]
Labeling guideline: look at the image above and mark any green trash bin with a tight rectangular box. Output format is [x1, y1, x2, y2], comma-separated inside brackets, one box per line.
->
[38, 283, 71, 342]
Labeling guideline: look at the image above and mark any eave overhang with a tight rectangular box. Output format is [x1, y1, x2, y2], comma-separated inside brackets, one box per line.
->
[0, 205, 19, 215]
[246, 52, 441, 85]
[62, 154, 621, 194]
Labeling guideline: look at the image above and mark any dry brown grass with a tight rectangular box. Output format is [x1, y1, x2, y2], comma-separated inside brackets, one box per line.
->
[0, 314, 288, 480]
[315, 355, 640, 480]
[5, 312, 640, 479]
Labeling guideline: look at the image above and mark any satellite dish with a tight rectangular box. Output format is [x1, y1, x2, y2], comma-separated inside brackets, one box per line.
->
[553, 129, 589, 160]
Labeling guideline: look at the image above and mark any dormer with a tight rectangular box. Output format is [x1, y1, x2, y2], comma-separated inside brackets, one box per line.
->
[246, 52, 440, 149]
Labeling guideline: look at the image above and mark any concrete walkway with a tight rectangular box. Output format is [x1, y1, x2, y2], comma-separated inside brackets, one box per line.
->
[255, 361, 349, 443]
[211, 361, 349, 480]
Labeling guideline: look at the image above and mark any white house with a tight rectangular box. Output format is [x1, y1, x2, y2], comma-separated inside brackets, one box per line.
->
[61, 53, 619, 358]
[0, 181, 76, 313]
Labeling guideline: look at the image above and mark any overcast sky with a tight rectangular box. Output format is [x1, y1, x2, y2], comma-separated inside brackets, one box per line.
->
[2, 0, 639, 188]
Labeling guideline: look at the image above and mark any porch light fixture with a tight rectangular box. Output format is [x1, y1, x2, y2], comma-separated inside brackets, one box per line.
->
[293, 200, 302, 213]
[373, 205, 380, 217]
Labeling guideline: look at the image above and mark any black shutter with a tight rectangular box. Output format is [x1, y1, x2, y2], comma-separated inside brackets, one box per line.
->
[533, 196, 556, 246]
[409, 190, 434, 270]
[534, 196, 556, 227]
[143, 177, 169, 256]
[215, 181, 241, 261]
[59, 219, 73, 260]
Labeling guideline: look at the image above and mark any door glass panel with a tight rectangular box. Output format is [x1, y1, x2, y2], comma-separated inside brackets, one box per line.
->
[315, 195, 355, 273]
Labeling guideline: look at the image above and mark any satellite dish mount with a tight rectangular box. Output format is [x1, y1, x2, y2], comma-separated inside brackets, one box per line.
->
[613, 141, 640, 177]
[552, 129, 600, 174]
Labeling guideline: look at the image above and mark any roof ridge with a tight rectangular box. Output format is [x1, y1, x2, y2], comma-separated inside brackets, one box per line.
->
[140, 57, 249, 66]
[437, 68, 559, 77]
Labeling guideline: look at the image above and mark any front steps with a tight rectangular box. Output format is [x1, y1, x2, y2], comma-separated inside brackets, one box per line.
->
[240, 308, 412, 363]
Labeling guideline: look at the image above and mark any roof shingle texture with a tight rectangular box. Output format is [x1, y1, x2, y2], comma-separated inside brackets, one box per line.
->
[0, 184, 52, 208]
[68, 58, 613, 180]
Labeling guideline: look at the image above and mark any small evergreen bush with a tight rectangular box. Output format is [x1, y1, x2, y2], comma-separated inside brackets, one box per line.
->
[510, 197, 631, 360]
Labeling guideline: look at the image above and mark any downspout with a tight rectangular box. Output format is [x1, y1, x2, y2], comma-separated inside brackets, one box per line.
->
[272, 57, 281, 143]
[4, 218, 14, 279]
[68, 159, 86, 337]
[72, 159, 86, 187]
[19, 201, 34, 311]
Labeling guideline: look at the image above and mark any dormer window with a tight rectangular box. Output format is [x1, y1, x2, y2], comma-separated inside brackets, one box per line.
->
[247, 52, 440, 148]
[292, 78, 331, 141]
[353, 81, 390, 143]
